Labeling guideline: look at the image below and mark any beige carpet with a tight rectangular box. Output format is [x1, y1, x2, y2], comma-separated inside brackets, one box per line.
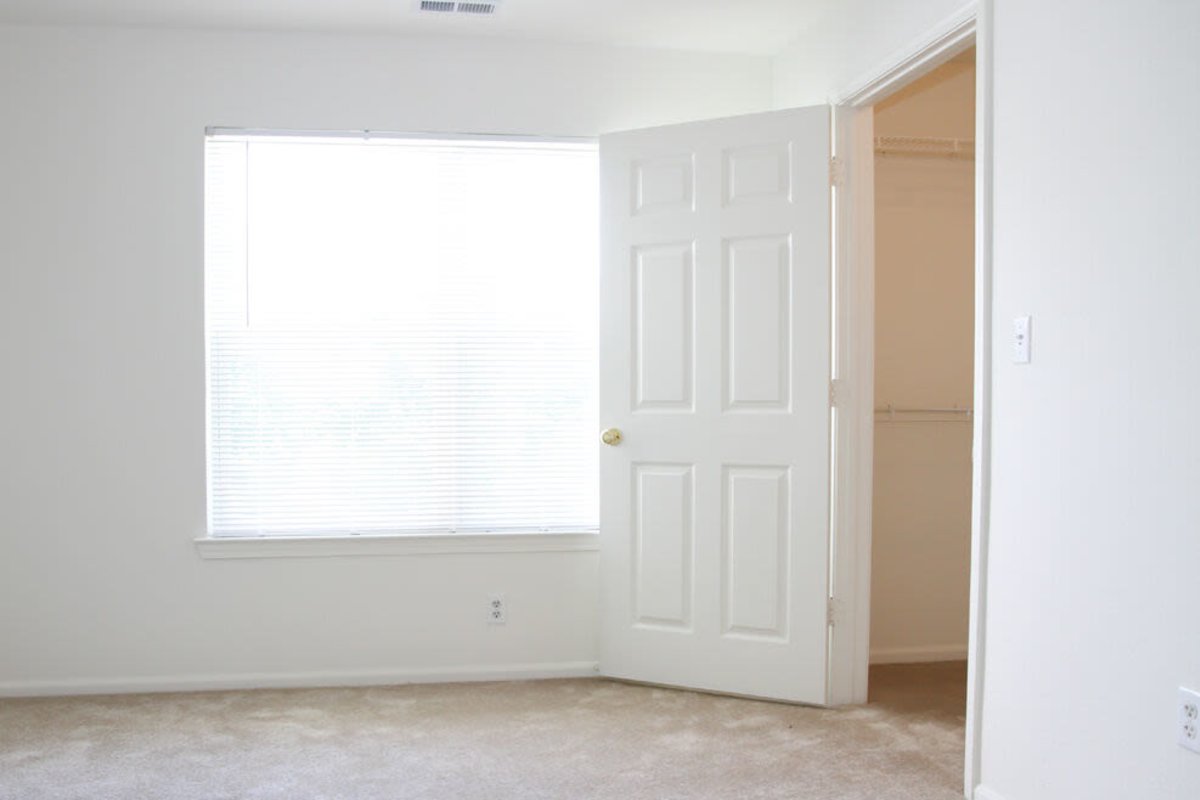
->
[0, 663, 966, 800]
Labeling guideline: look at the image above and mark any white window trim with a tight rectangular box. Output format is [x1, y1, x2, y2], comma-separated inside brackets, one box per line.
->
[194, 530, 599, 559]
[205, 127, 596, 145]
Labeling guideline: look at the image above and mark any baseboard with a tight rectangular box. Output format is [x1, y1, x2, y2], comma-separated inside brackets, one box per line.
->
[869, 644, 968, 664]
[0, 661, 601, 698]
[974, 786, 1005, 800]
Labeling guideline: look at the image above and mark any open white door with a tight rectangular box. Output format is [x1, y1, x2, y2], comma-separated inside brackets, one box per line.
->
[598, 106, 832, 705]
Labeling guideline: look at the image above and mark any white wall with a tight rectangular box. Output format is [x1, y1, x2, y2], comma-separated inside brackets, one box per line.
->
[0, 24, 772, 694]
[983, 1, 1200, 798]
[772, 0, 970, 107]
[871, 61, 974, 664]
[775, 1, 1200, 798]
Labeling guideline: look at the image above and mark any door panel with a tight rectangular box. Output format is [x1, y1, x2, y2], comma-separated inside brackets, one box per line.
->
[599, 107, 831, 705]
[633, 243, 695, 410]
[724, 465, 789, 639]
[632, 464, 694, 629]
[724, 235, 792, 410]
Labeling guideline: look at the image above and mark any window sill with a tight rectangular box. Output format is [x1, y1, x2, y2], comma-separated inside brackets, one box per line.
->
[194, 531, 600, 560]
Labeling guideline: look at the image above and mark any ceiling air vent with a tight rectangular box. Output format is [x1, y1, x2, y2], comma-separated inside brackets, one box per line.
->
[417, 0, 501, 15]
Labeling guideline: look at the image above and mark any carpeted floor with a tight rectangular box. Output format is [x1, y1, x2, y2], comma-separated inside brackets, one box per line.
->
[0, 662, 967, 800]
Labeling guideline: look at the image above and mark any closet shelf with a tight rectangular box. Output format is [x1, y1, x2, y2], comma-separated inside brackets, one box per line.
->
[875, 135, 975, 159]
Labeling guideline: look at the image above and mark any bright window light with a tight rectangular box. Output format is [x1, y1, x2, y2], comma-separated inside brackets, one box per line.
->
[204, 132, 599, 537]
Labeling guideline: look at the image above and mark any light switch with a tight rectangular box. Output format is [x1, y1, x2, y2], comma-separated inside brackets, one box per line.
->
[1012, 316, 1031, 364]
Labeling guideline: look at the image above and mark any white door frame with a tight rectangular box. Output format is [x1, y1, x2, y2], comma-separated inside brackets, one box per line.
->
[827, 2, 991, 797]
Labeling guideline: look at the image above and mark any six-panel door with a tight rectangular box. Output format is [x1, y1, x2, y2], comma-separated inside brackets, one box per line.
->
[598, 107, 832, 704]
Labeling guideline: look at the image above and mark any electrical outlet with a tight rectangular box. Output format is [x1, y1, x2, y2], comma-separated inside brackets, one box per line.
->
[487, 594, 506, 625]
[1179, 688, 1200, 753]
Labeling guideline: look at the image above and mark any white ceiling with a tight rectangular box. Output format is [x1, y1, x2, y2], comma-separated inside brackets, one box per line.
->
[0, 0, 833, 55]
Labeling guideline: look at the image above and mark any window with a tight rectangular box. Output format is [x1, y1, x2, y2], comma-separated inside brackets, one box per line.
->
[204, 131, 599, 538]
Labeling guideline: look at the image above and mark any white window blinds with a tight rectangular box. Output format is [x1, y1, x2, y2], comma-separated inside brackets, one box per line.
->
[204, 132, 599, 537]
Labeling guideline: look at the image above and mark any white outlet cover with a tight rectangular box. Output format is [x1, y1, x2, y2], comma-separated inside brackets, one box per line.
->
[487, 594, 506, 625]
[1179, 687, 1200, 754]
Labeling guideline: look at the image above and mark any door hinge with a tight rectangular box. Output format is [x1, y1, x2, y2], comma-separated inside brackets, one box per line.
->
[827, 598, 838, 627]
[829, 379, 844, 408]
[829, 155, 845, 188]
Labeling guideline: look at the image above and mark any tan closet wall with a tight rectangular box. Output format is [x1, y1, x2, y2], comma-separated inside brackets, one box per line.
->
[870, 56, 975, 663]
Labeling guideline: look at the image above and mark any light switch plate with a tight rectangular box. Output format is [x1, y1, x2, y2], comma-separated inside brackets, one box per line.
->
[1012, 315, 1032, 364]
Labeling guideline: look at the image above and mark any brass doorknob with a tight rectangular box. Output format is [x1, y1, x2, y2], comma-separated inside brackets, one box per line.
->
[601, 428, 623, 446]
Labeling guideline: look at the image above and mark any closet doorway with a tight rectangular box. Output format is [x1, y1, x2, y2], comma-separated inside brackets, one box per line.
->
[867, 49, 976, 708]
